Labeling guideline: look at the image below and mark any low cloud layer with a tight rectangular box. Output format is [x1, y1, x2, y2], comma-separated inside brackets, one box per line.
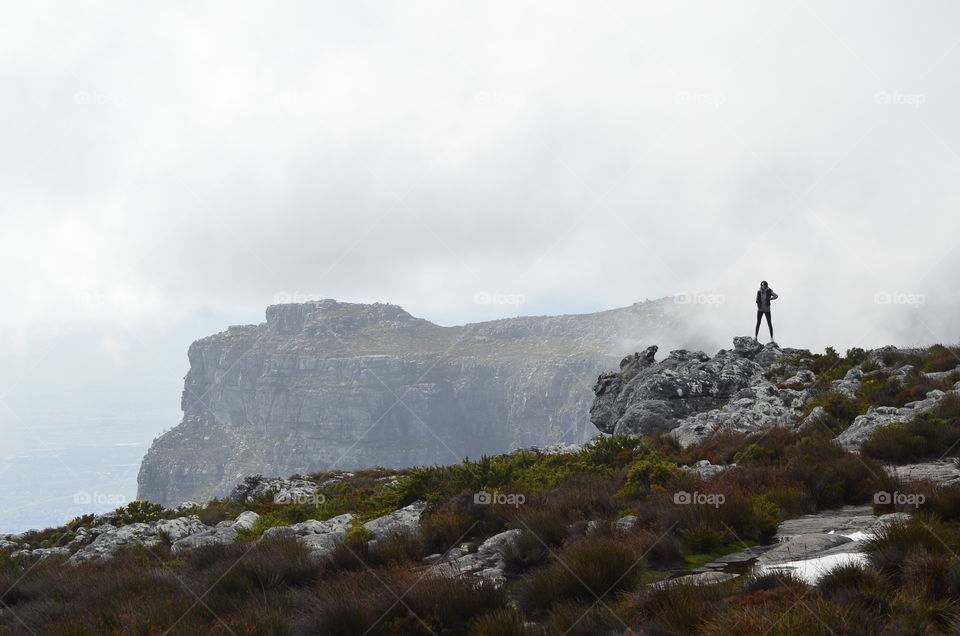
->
[2, 0, 959, 363]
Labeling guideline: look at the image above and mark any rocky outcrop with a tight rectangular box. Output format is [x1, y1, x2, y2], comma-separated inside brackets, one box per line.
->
[68, 515, 213, 564]
[138, 298, 716, 506]
[836, 386, 959, 449]
[429, 528, 522, 585]
[591, 337, 814, 445]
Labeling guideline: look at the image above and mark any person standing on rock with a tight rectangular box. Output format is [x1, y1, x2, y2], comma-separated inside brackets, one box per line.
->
[755, 280, 778, 341]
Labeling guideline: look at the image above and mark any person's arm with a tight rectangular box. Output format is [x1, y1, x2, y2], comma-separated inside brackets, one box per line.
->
[756, 291, 761, 305]
[770, 290, 778, 300]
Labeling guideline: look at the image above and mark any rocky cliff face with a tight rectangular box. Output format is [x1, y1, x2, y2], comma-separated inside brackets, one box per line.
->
[138, 298, 711, 506]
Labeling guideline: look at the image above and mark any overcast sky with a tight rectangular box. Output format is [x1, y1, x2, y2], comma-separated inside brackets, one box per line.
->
[2, 1, 960, 427]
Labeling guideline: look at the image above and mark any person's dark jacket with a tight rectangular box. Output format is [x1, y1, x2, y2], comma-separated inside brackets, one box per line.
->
[756, 288, 778, 311]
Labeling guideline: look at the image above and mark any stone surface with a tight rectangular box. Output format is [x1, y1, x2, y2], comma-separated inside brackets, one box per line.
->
[887, 460, 960, 486]
[155, 516, 211, 542]
[68, 523, 162, 564]
[757, 533, 853, 564]
[682, 460, 737, 480]
[169, 511, 257, 555]
[653, 571, 739, 587]
[363, 501, 426, 540]
[137, 298, 724, 505]
[430, 528, 522, 585]
[591, 340, 773, 439]
[228, 474, 319, 503]
[260, 513, 355, 558]
[836, 390, 950, 449]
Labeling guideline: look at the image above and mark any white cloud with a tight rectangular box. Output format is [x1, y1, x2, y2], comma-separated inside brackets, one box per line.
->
[0, 0, 957, 357]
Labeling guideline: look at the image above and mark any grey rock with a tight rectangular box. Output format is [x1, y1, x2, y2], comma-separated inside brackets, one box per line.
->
[260, 514, 354, 559]
[754, 342, 785, 368]
[836, 390, 950, 449]
[228, 474, 319, 504]
[758, 533, 853, 564]
[173, 501, 202, 512]
[31, 547, 70, 560]
[69, 523, 161, 564]
[0, 540, 19, 552]
[171, 525, 238, 554]
[683, 459, 736, 480]
[514, 441, 585, 455]
[887, 460, 960, 486]
[783, 369, 816, 385]
[670, 379, 811, 448]
[775, 505, 879, 538]
[363, 501, 425, 540]
[592, 338, 769, 438]
[155, 516, 211, 543]
[652, 571, 739, 588]
[613, 515, 639, 532]
[832, 367, 863, 399]
[733, 336, 764, 357]
[233, 511, 260, 531]
[866, 346, 899, 366]
[431, 528, 522, 585]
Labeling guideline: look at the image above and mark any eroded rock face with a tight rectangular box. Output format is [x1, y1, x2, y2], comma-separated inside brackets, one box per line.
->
[591, 338, 811, 444]
[835, 388, 956, 449]
[138, 298, 708, 506]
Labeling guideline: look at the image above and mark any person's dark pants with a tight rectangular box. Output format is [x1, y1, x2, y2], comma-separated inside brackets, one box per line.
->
[755, 309, 773, 339]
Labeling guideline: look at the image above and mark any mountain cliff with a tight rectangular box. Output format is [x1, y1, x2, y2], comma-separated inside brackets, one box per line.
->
[137, 298, 711, 505]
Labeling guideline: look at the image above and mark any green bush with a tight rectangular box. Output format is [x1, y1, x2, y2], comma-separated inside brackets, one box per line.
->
[113, 500, 167, 525]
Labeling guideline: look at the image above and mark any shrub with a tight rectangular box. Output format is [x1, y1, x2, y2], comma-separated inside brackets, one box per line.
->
[468, 609, 529, 636]
[863, 517, 960, 580]
[501, 508, 568, 572]
[516, 535, 644, 615]
[622, 577, 738, 634]
[785, 433, 888, 507]
[803, 392, 867, 431]
[112, 500, 167, 525]
[861, 413, 960, 463]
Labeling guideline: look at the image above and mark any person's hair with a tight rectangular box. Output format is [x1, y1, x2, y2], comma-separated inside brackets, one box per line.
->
[760, 280, 768, 287]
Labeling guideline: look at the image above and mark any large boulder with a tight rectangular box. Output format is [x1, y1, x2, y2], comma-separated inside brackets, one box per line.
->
[363, 501, 426, 540]
[591, 340, 769, 437]
[155, 516, 211, 542]
[430, 528, 522, 585]
[68, 523, 162, 564]
[229, 475, 320, 504]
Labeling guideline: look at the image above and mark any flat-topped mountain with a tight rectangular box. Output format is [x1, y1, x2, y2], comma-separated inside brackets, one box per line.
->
[137, 297, 714, 506]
